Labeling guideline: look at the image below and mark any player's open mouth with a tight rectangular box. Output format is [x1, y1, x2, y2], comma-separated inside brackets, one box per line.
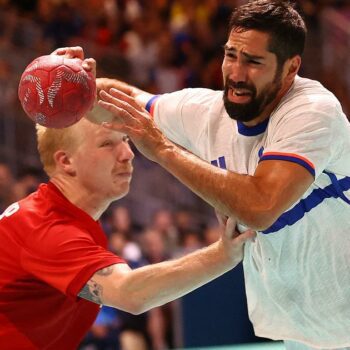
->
[228, 88, 252, 103]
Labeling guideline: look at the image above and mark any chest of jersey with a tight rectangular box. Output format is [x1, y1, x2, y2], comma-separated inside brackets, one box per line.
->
[205, 116, 267, 175]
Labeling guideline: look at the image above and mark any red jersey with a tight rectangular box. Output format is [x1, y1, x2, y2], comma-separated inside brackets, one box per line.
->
[0, 182, 125, 349]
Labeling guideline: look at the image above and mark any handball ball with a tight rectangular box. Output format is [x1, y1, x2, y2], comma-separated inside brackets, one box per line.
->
[18, 55, 96, 128]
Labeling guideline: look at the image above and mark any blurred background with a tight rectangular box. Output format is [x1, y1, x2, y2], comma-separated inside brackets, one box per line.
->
[0, 0, 349, 349]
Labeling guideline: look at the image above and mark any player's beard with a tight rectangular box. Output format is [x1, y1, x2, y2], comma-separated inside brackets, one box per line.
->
[223, 72, 282, 123]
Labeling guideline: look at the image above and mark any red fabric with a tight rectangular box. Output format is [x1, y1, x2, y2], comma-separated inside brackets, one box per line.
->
[0, 182, 125, 349]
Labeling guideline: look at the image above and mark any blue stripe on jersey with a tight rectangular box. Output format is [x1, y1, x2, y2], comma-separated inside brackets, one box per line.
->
[262, 175, 350, 234]
[218, 156, 227, 169]
[211, 160, 218, 167]
[324, 171, 350, 205]
[259, 154, 316, 177]
[258, 146, 264, 159]
[237, 118, 269, 136]
[145, 95, 160, 113]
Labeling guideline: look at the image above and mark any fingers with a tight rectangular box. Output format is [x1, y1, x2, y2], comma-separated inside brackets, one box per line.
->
[108, 88, 144, 113]
[51, 46, 85, 60]
[96, 78, 134, 96]
[224, 217, 256, 243]
[51, 47, 96, 77]
[235, 229, 256, 245]
[98, 90, 145, 121]
[82, 58, 96, 77]
[98, 99, 132, 122]
[96, 77, 113, 92]
[221, 219, 255, 266]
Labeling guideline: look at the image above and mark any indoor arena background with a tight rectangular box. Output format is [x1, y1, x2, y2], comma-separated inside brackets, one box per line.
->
[0, 1, 349, 349]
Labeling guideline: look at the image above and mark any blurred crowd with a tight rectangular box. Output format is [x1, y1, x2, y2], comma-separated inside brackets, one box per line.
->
[1, 0, 350, 163]
[0, 0, 350, 349]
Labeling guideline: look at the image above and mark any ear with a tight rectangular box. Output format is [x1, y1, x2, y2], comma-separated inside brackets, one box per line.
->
[53, 150, 76, 176]
[284, 55, 301, 83]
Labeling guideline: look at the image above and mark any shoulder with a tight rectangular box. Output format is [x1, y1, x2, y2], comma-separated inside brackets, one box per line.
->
[278, 76, 341, 114]
[271, 76, 346, 127]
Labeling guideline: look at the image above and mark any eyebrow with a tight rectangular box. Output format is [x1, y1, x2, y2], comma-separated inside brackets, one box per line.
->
[223, 45, 265, 61]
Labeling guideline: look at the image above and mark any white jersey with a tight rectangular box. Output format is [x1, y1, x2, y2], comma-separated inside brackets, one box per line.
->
[146, 76, 350, 348]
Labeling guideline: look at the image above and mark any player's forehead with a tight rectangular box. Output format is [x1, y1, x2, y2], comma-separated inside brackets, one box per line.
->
[225, 28, 271, 56]
[95, 126, 125, 141]
[77, 118, 125, 143]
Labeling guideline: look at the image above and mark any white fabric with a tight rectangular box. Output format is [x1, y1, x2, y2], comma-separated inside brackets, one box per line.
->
[151, 76, 350, 348]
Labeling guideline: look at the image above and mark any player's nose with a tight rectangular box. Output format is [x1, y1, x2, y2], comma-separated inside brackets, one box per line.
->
[229, 59, 248, 83]
[117, 141, 134, 162]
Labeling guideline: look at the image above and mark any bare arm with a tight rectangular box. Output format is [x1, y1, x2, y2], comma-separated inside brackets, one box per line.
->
[78, 219, 255, 314]
[97, 89, 314, 230]
[96, 77, 153, 108]
[160, 149, 312, 230]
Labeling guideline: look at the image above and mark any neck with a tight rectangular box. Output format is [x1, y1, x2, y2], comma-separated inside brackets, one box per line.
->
[243, 79, 294, 127]
[50, 176, 110, 221]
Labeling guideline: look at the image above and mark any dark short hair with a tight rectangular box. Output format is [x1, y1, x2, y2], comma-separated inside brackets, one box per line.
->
[229, 0, 307, 66]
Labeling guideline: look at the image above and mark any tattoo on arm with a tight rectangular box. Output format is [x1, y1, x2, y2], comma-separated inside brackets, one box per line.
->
[78, 265, 114, 304]
[78, 279, 103, 304]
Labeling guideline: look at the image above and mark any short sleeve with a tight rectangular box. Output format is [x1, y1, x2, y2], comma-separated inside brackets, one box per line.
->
[260, 102, 342, 178]
[150, 88, 222, 153]
[20, 224, 125, 298]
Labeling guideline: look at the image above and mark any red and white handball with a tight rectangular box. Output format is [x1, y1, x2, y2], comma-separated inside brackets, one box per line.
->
[18, 55, 96, 128]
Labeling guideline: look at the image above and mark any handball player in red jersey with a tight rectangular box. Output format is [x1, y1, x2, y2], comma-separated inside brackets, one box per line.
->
[0, 47, 254, 350]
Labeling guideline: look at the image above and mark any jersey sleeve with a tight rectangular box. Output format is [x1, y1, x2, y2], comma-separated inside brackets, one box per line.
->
[20, 224, 126, 299]
[260, 100, 343, 178]
[147, 88, 221, 154]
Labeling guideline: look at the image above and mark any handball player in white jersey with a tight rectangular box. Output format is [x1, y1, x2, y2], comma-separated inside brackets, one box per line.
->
[94, 1, 350, 349]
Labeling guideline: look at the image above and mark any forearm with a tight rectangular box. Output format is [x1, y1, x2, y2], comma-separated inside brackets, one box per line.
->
[115, 240, 235, 314]
[79, 219, 254, 313]
[156, 143, 273, 230]
[97, 77, 153, 109]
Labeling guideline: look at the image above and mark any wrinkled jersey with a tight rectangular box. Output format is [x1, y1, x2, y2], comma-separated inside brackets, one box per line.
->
[0, 182, 124, 349]
[147, 76, 350, 347]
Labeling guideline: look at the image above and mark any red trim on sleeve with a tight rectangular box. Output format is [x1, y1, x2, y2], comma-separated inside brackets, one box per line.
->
[150, 102, 156, 118]
[262, 152, 315, 169]
[145, 95, 160, 118]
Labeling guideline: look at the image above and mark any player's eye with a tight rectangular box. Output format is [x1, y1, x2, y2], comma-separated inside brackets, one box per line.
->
[225, 52, 236, 59]
[249, 60, 261, 65]
[122, 135, 130, 143]
[100, 140, 113, 147]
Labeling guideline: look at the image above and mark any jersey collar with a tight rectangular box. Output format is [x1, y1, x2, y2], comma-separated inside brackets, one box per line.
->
[237, 117, 270, 136]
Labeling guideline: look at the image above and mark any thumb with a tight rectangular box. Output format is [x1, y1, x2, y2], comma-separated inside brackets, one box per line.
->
[215, 209, 228, 227]
[82, 58, 96, 76]
[234, 229, 256, 246]
[224, 217, 238, 239]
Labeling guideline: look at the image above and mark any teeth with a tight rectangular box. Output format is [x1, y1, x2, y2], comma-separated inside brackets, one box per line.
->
[234, 90, 249, 96]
